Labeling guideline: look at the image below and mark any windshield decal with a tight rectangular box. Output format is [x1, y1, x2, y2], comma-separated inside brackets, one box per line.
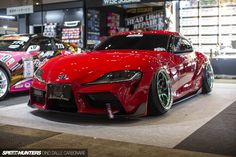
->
[12, 41, 25, 45]
[8, 45, 21, 49]
[126, 34, 143, 37]
[154, 47, 166, 51]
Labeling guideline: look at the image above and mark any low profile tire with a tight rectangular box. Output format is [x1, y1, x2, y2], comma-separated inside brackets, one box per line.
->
[0, 67, 9, 100]
[148, 69, 173, 116]
[202, 63, 214, 94]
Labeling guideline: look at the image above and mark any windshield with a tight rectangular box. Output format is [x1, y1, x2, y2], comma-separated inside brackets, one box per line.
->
[0, 40, 27, 51]
[94, 34, 170, 51]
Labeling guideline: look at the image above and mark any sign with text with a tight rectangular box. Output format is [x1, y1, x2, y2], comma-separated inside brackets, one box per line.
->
[126, 11, 164, 30]
[103, 0, 141, 6]
[7, 5, 33, 15]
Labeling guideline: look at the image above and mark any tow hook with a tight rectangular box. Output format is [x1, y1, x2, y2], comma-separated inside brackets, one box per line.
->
[106, 103, 114, 119]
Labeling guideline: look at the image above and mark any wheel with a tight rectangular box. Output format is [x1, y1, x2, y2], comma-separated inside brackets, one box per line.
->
[0, 67, 9, 100]
[202, 63, 214, 94]
[148, 69, 173, 116]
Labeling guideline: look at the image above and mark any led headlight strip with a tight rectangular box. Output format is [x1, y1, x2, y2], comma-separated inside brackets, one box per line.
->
[85, 70, 142, 85]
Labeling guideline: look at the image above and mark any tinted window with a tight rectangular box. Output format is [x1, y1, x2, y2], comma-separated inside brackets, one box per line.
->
[0, 40, 27, 51]
[173, 37, 193, 52]
[30, 38, 53, 51]
[95, 34, 170, 51]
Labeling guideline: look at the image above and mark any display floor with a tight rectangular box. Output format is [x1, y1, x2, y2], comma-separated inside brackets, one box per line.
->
[0, 125, 227, 157]
[0, 83, 235, 156]
[175, 101, 236, 156]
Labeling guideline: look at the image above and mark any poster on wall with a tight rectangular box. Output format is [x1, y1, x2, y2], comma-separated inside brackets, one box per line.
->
[200, 17, 218, 25]
[43, 23, 57, 37]
[200, 36, 218, 44]
[87, 9, 100, 45]
[220, 26, 236, 34]
[61, 21, 82, 47]
[200, 8, 218, 16]
[180, 9, 198, 17]
[180, 0, 198, 8]
[125, 11, 164, 30]
[200, 26, 218, 34]
[180, 18, 198, 26]
[220, 6, 236, 15]
[107, 12, 120, 35]
[103, 0, 141, 6]
[220, 0, 236, 5]
[180, 27, 198, 35]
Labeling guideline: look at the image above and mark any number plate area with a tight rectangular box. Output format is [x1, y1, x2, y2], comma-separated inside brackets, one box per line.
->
[48, 84, 72, 101]
[33, 89, 44, 97]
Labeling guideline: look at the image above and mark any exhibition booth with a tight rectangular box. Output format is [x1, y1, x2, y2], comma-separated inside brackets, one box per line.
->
[28, 1, 84, 48]
[85, 0, 176, 47]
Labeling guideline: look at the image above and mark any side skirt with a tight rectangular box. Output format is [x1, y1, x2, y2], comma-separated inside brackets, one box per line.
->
[173, 88, 202, 105]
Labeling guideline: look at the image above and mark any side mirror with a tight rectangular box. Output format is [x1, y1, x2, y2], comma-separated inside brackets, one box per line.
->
[27, 45, 40, 53]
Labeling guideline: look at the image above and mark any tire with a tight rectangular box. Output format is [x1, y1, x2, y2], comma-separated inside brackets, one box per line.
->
[0, 67, 9, 100]
[148, 69, 173, 116]
[202, 63, 214, 94]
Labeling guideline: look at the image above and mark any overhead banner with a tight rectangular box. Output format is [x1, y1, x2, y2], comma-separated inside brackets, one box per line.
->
[7, 5, 33, 16]
[103, 0, 141, 6]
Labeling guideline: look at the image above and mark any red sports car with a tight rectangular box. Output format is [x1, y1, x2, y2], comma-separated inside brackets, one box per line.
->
[28, 30, 214, 118]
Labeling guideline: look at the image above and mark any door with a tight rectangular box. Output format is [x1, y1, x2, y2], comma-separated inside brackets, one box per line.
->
[170, 36, 197, 98]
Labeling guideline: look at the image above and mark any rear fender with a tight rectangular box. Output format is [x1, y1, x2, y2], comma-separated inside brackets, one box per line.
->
[194, 52, 209, 78]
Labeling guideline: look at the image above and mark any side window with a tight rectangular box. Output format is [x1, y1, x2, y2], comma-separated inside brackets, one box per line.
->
[173, 37, 193, 52]
[182, 39, 193, 51]
[29, 38, 53, 51]
[173, 37, 181, 52]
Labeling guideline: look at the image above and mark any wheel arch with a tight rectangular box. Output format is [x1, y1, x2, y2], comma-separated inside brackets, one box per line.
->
[147, 67, 173, 115]
[0, 61, 11, 81]
[195, 52, 210, 77]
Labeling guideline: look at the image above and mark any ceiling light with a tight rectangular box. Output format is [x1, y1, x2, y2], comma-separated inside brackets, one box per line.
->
[3, 26, 8, 29]
[0, 15, 15, 20]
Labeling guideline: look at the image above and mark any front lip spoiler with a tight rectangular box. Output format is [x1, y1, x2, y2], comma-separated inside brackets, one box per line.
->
[27, 100, 33, 108]
[27, 101, 147, 119]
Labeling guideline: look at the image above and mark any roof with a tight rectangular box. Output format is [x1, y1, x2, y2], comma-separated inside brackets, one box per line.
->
[114, 30, 180, 36]
[0, 34, 54, 41]
[0, 35, 30, 42]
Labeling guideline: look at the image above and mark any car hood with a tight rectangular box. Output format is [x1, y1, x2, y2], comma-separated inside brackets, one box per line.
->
[41, 50, 166, 84]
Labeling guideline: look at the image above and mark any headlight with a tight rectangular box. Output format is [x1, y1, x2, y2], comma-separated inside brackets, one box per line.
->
[34, 69, 45, 83]
[85, 70, 142, 85]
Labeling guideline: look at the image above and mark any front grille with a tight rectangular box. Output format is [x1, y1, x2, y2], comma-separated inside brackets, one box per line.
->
[84, 92, 126, 114]
[48, 96, 77, 112]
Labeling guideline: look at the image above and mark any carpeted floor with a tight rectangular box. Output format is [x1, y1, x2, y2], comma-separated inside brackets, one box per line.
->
[175, 101, 236, 156]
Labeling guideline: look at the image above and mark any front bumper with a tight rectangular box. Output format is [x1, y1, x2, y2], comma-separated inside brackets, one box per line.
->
[29, 79, 150, 117]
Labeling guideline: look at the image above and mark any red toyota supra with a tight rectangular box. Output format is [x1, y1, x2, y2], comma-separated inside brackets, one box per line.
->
[28, 30, 214, 118]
